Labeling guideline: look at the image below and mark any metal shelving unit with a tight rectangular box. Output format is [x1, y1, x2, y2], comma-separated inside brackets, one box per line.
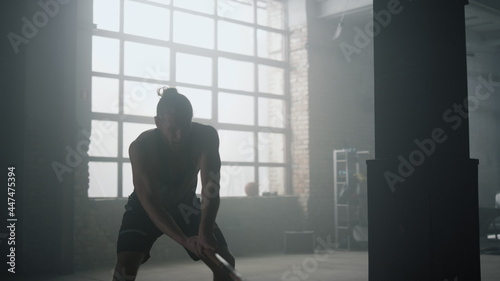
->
[333, 149, 369, 250]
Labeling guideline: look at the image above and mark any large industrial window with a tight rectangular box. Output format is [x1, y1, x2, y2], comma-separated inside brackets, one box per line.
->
[89, 0, 289, 198]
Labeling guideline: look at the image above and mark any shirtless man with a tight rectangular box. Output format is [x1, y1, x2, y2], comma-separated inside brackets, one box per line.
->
[113, 87, 235, 281]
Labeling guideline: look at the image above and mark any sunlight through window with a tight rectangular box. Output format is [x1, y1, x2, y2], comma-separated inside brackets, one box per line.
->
[90, 0, 288, 198]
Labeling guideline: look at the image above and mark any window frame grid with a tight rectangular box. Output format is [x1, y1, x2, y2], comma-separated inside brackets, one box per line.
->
[89, 0, 291, 198]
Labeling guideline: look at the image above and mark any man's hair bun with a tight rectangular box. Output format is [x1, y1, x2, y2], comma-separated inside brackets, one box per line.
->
[157, 86, 178, 97]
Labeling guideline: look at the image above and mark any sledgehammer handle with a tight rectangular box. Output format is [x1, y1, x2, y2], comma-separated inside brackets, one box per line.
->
[205, 251, 244, 281]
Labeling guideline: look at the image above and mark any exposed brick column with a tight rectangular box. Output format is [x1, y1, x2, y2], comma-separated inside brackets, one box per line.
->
[289, 24, 310, 215]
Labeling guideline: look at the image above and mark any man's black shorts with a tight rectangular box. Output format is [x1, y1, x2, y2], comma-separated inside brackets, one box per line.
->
[116, 199, 228, 264]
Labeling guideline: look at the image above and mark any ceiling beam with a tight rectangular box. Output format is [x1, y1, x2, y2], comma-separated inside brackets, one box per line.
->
[467, 0, 500, 26]
[316, 0, 372, 19]
[482, 38, 500, 47]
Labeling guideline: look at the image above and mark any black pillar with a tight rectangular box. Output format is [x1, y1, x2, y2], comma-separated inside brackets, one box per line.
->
[368, 0, 481, 280]
[1, 0, 79, 276]
[0, 0, 27, 277]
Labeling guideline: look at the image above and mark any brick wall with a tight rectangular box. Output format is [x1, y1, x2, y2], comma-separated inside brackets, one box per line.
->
[298, 3, 375, 238]
[289, 23, 311, 215]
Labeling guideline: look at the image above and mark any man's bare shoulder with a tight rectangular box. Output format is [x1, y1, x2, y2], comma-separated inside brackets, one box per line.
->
[191, 122, 217, 135]
[189, 123, 218, 155]
[191, 122, 218, 144]
[129, 128, 158, 156]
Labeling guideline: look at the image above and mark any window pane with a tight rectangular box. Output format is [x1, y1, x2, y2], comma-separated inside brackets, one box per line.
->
[123, 122, 155, 157]
[177, 87, 212, 119]
[124, 42, 170, 79]
[219, 58, 254, 92]
[258, 132, 284, 163]
[176, 53, 212, 86]
[218, 0, 254, 23]
[122, 162, 134, 198]
[88, 120, 118, 157]
[257, 30, 284, 61]
[92, 36, 119, 74]
[220, 165, 255, 196]
[257, 0, 284, 29]
[89, 162, 117, 197]
[174, 0, 214, 14]
[173, 12, 214, 49]
[93, 0, 119, 32]
[90, 0, 289, 199]
[123, 80, 163, 117]
[124, 1, 170, 41]
[218, 130, 254, 162]
[218, 21, 254, 56]
[92, 77, 119, 114]
[258, 97, 285, 128]
[258, 65, 283, 95]
[218, 92, 254, 125]
[259, 166, 284, 194]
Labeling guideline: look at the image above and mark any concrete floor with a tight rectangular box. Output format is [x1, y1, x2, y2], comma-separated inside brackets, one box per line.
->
[29, 251, 500, 281]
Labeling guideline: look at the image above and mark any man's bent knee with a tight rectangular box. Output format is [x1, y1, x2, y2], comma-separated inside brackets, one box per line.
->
[112, 251, 145, 281]
[113, 267, 137, 281]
